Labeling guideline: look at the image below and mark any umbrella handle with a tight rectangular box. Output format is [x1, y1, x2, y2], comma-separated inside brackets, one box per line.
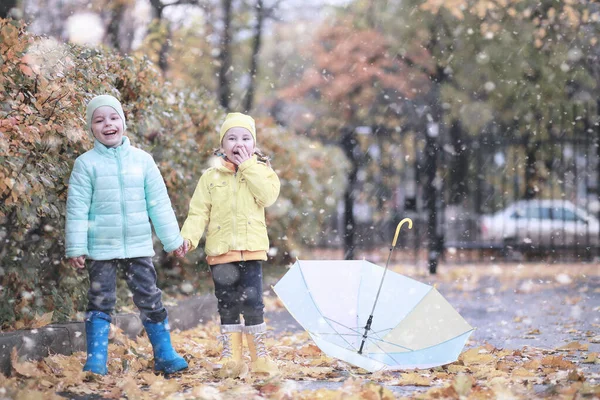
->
[360, 217, 414, 355]
[391, 218, 413, 247]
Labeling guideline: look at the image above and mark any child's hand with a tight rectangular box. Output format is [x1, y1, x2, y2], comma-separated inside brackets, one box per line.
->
[174, 240, 190, 258]
[232, 146, 252, 165]
[68, 256, 86, 269]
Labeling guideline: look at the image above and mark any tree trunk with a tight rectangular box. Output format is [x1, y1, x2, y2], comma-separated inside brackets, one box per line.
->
[448, 119, 468, 205]
[157, 22, 172, 75]
[106, 2, 126, 51]
[423, 79, 445, 274]
[424, 128, 440, 274]
[523, 135, 539, 200]
[341, 127, 357, 260]
[148, 0, 170, 75]
[218, 0, 233, 110]
[243, 0, 264, 113]
[597, 100, 600, 250]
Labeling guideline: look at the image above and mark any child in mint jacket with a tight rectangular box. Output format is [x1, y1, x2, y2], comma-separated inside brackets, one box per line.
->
[65, 95, 187, 375]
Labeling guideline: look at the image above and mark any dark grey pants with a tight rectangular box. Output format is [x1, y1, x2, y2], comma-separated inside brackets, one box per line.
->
[211, 261, 265, 326]
[87, 257, 167, 323]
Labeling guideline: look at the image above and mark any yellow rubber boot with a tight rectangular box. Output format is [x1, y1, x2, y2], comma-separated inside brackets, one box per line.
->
[216, 324, 247, 379]
[244, 323, 279, 377]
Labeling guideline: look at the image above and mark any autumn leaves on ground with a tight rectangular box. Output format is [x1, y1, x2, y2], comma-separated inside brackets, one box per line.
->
[2, 263, 600, 399]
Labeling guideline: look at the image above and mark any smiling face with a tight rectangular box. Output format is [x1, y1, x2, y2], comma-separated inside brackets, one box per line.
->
[221, 127, 256, 165]
[91, 106, 124, 148]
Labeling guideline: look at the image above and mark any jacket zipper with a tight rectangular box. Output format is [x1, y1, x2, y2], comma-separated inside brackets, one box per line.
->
[232, 172, 238, 250]
[115, 148, 128, 257]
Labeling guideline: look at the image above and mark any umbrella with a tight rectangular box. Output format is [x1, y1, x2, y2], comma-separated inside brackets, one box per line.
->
[273, 218, 474, 372]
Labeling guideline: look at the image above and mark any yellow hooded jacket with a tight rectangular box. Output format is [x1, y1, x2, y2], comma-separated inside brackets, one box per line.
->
[181, 155, 280, 265]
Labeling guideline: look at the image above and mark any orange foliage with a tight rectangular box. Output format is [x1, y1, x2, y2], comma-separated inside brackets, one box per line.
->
[280, 23, 432, 108]
[0, 19, 349, 327]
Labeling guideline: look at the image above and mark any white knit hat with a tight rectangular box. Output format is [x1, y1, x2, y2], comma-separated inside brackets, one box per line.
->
[86, 95, 127, 135]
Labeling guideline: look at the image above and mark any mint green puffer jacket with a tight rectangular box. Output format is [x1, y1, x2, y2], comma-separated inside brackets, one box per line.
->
[65, 137, 183, 260]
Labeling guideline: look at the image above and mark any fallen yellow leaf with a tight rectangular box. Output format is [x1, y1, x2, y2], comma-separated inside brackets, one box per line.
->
[452, 373, 473, 397]
[446, 364, 468, 374]
[460, 347, 496, 365]
[511, 367, 537, 377]
[396, 372, 432, 386]
[149, 378, 182, 397]
[582, 352, 598, 364]
[523, 359, 541, 370]
[10, 348, 42, 378]
[30, 312, 54, 329]
[472, 365, 506, 380]
[567, 370, 585, 382]
[556, 341, 588, 351]
[118, 376, 144, 399]
[299, 366, 333, 378]
[541, 355, 577, 370]
[420, 385, 458, 399]
[579, 382, 600, 396]
[361, 381, 396, 400]
[298, 343, 321, 357]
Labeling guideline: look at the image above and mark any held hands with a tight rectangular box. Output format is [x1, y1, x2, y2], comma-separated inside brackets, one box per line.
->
[174, 239, 190, 258]
[68, 256, 86, 269]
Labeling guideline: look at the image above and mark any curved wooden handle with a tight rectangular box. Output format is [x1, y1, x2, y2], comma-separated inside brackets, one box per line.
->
[392, 218, 413, 247]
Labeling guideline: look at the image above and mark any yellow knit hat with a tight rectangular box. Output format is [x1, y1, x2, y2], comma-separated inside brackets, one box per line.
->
[219, 112, 256, 143]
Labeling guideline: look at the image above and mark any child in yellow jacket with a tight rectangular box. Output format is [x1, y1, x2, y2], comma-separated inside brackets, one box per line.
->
[178, 112, 280, 378]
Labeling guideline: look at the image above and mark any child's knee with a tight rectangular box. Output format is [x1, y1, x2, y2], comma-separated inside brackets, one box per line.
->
[87, 292, 116, 313]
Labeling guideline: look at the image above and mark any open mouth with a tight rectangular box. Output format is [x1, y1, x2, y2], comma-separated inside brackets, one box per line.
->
[103, 130, 117, 136]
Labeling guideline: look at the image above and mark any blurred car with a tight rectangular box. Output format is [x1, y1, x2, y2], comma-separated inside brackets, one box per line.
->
[480, 199, 600, 247]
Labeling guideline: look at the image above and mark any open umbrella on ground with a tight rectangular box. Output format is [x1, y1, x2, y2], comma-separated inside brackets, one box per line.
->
[273, 219, 474, 372]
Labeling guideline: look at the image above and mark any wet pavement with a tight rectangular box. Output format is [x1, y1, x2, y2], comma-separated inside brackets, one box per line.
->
[266, 266, 600, 354]
[264, 269, 600, 395]
[9, 263, 598, 398]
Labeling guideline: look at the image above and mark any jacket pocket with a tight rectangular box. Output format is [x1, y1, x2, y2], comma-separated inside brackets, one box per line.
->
[206, 223, 228, 255]
[245, 217, 268, 250]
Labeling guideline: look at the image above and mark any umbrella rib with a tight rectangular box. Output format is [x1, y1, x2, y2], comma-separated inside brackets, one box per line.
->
[319, 316, 369, 351]
[296, 261, 360, 351]
[315, 314, 402, 347]
[354, 327, 415, 352]
[395, 328, 475, 354]
[309, 316, 394, 352]
[321, 317, 362, 333]
[315, 317, 416, 352]
[365, 335, 414, 353]
[312, 325, 416, 353]
[365, 327, 476, 366]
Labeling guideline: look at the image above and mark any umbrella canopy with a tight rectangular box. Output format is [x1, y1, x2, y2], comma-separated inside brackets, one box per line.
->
[273, 259, 474, 372]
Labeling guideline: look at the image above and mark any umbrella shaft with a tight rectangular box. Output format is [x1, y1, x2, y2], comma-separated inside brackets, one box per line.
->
[358, 315, 373, 354]
[360, 247, 394, 354]
[368, 248, 394, 316]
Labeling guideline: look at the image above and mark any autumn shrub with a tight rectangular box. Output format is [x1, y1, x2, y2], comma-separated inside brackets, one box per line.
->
[0, 19, 348, 328]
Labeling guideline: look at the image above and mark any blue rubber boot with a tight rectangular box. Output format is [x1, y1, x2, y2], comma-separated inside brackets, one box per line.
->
[143, 318, 188, 374]
[83, 311, 111, 375]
